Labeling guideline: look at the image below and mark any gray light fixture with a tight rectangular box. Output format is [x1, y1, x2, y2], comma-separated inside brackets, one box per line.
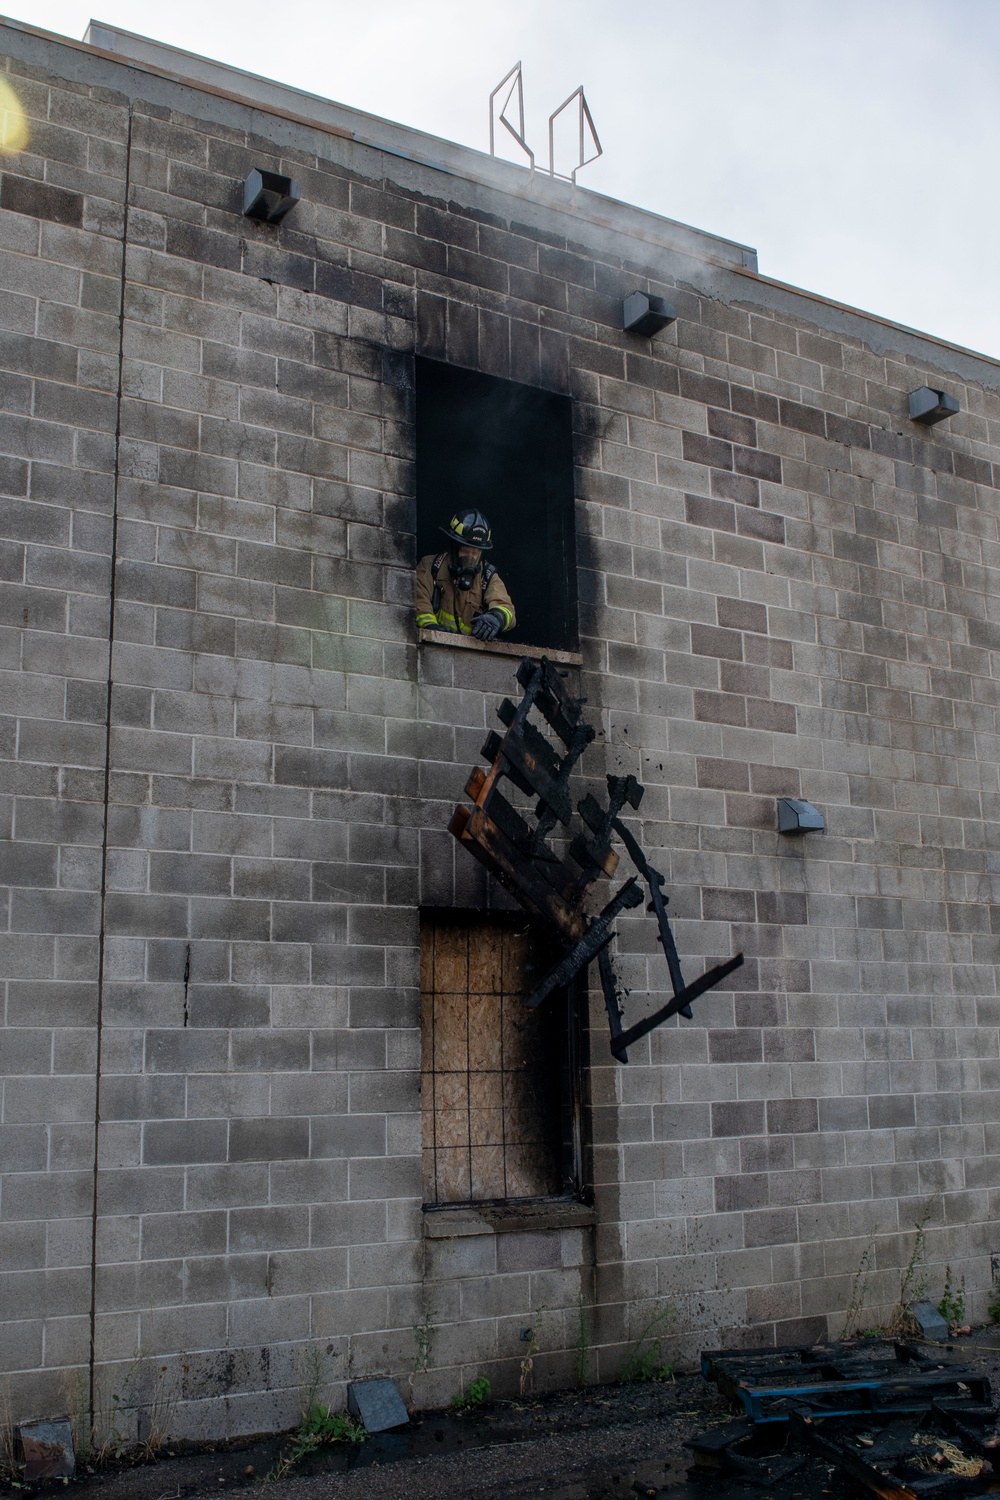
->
[908, 385, 959, 426]
[623, 290, 677, 338]
[777, 798, 825, 835]
[243, 168, 300, 224]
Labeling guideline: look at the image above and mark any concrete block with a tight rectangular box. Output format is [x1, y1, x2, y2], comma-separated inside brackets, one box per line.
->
[911, 1301, 949, 1341]
[142, 1120, 228, 1166]
[347, 1378, 408, 1432]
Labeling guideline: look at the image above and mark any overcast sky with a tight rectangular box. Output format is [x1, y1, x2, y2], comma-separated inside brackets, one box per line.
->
[18, 0, 1000, 361]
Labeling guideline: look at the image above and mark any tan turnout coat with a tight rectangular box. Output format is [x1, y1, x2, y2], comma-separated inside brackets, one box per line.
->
[414, 552, 516, 635]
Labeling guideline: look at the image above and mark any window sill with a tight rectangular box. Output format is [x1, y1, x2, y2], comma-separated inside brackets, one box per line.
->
[422, 1200, 596, 1238]
[417, 629, 582, 667]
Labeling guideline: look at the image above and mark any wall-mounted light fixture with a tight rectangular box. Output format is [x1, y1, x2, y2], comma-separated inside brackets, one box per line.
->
[623, 291, 676, 338]
[777, 798, 825, 835]
[908, 385, 959, 426]
[243, 168, 300, 225]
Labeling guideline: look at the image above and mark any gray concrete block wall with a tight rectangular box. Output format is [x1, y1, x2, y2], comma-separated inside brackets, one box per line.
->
[577, 295, 1000, 1355]
[92, 91, 429, 1436]
[418, 1223, 593, 1406]
[0, 46, 126, 1415]
[3, 18, 1000, 1438]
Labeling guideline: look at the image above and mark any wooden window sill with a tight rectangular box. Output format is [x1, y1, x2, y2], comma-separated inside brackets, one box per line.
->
[422, 1201, 596, 1238]
[417, 629, 582, 667]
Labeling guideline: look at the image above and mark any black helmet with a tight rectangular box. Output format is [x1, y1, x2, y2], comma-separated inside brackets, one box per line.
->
[439, 509, 493, 551]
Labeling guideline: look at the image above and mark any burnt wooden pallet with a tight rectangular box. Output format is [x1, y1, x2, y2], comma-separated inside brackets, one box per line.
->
[791, 1408, 999, 1499]
[450, 657, 743, 1060]
[702, 1343, 988, 1424]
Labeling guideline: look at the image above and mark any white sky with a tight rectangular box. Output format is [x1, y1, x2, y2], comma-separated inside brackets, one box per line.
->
[16, 0, 1000, 361]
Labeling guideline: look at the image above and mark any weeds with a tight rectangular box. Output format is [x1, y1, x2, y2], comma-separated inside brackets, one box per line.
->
[989, 1276, 1000, 1324]
[618, 1302, 677, 1385]
[90, 1355, 179, 1464]
[61, 1368, 90, 1465]
[135, 1364, 179, 1460]
[882, 1202, 933, 1338]
[407, 1306, 436, 1411]
[843, 1226, 878, 1339]
[884, 1302, 921, 1341]
[264, 1342, 366, 1483]
[938, 1266, 966, 1331]
[91, 1359, 141, 1463]
[0, 1380, 17, 1484]
[298, 1343, 332, 1414]
[0, 1357, 180, 1477]
[621, 1341, 674, 1383]
[518, 1330, 539, 1399]
[451, 1377, 491, 1411]
[265, 1406, 366, 1483]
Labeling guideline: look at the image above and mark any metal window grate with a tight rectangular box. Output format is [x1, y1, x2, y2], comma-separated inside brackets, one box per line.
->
[420, 911, 562, 1205]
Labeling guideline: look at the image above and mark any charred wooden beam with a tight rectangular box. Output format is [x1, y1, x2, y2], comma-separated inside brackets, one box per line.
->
[644, 868, 693, 1017]
[496, 695, 594, 852]
[450, 656, 753, 1064]
[449, 803, 586, 942]
[524, 877, 643, 1009]
[494, 721, 573, 825]
[610, 954, 745, 1060]
[516, 656, 586, 744]
[568, 830, 619, 889]
[481, 729, 536, 798]
[496, 699, 565, 781]
[577, 774, 643, 871]
[597, 947, 627, 1060]
[598, 775, 742, 1022]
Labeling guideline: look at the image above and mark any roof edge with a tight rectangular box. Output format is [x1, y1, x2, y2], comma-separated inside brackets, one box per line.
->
[78, 17, 755, 271]
[2, 14, 997, 374]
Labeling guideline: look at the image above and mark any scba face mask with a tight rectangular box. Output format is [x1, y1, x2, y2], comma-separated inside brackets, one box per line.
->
[452, 549, 482, 592]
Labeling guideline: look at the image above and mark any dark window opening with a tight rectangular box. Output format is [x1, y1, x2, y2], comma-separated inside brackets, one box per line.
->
[415, 358, 578, 652]
[420, 909, 581, 1206]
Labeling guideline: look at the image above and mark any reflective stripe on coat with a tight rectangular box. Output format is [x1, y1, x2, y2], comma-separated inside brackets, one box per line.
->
[414, 553, 516, 634]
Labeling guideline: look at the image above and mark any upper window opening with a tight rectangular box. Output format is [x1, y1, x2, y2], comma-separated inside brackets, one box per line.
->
[415, 358, 578, 652]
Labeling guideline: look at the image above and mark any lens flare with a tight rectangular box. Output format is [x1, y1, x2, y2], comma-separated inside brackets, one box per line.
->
[0, 78, 29, 155]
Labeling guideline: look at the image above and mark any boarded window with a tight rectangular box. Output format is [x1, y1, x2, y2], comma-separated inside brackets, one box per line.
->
[420, 910, 579, 1205]
[415, 357, 577, 652]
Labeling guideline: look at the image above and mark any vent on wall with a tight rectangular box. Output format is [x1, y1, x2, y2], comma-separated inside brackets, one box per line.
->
[908, 386, 959, 425]
[623, 290, 676, 338]
[242, 168, 300, 224]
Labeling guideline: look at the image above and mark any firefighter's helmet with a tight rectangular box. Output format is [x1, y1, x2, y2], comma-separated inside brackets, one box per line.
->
[439, 509, 493, 551]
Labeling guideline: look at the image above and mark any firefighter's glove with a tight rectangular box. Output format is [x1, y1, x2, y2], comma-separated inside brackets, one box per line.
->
[472, 610, 503, 641]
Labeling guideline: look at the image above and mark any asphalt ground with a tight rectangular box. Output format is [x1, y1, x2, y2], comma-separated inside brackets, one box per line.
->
[10, 1328, 1000, 1500]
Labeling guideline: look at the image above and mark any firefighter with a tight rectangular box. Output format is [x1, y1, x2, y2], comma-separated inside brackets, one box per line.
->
[414, 510, 516, 640]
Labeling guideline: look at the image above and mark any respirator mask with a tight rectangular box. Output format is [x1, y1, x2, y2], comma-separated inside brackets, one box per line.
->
[452, 548, 482, 592]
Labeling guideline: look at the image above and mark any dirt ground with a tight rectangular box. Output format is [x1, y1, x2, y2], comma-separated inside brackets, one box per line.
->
[9, 1327, 1000, 1500]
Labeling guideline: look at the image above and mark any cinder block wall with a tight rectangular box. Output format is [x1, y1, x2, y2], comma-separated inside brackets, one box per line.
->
[2, 19, 1000, 1438]
[580, 320, 1000, 1361]
[0, 44, 125, 1419]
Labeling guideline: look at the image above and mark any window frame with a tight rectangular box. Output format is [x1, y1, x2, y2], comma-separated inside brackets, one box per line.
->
[419, 907, 584, 1210]
[414, 357, 579, 655]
